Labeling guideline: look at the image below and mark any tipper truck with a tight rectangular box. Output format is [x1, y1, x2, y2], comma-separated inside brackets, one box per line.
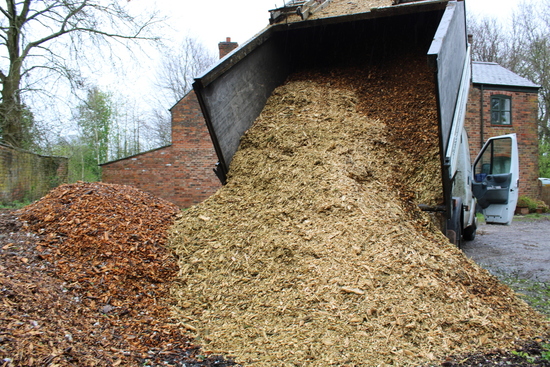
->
[192, 0, 519, 246]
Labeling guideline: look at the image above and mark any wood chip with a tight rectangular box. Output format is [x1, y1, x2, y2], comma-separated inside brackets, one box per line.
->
[1, 183, 239, 366]
[341, 286, 365, 295]
[168, 56, 549, 366]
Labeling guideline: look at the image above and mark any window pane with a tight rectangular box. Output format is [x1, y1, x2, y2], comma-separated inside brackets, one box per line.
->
[491, 111, 500, 123]
[501, 111, 511, 124]
[490, 96, 511, 125]
[503, 98, 511, 111]
[474, 137, 512, 181]
[492, 138, 512, 174]
[474, 142, 492, 182]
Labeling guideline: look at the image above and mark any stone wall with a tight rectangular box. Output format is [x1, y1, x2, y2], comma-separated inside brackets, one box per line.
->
[0, 143, 68, 205]
[465, 86, 540, 198]
[101, 91, 222, 208]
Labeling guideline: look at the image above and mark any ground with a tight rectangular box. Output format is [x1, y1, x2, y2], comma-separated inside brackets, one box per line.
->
[463, 215, 550, 283]
[1, 206, 549, 366]
[433, 214, 550, 366]
[462, 214, 550, 328]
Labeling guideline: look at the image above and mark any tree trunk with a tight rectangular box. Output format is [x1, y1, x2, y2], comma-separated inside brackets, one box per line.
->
[1, 0, 26, 148]
[1, 67, 23, 147]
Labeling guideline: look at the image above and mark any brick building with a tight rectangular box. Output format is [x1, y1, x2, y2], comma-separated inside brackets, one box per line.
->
[465, 61, 540, 199]
[100, 91, 221, 208]
[101, 39, 239, 208]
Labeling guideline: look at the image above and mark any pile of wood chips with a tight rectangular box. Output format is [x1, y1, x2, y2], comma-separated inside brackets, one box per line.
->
[276, 0, 393, 24]
[168, 57, 549, 366]
[4, 182, 236, 366]
[18, 182, 180, 311]
[311, 0, 393, 19]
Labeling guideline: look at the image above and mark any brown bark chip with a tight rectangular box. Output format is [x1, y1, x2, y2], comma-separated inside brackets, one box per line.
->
[1, 183, 239, 366]
[168, 58, 549, 366]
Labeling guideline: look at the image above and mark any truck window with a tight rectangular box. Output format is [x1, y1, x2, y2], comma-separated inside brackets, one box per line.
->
[474, 137, 512, 182]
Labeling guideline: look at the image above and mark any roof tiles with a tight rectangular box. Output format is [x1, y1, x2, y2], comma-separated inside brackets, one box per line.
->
[472, 61, 539, 89]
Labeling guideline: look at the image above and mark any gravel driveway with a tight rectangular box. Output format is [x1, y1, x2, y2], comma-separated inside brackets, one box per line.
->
[462, 215, 550, 282]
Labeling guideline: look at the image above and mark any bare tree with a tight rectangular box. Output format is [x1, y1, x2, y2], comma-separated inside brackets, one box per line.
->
[468, 15, 508, 65]
[468, 0, 550, 175]
[510, 1, 550, 140]
[146, 36, 217, 147]
[0, 0, 161, 148]
[156, 36, 217, 102]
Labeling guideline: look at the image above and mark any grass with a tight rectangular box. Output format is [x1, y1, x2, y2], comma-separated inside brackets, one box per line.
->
[507, 279, 550, 317]
[513, 212, 550, 221]
[0, 200, 32, 210]
[491, 269, 550, 318]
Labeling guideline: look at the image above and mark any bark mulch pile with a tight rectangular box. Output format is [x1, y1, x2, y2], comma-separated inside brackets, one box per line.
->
[168, 56, 549, 366]
[0, 182, 238, 366]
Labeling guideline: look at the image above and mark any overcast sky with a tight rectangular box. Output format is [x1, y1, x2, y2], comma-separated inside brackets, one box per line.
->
[466, 0, 520, 24]
[128, 0, 277, 55]
[128, 0, 522, 55]
[106, 0, 524, 119]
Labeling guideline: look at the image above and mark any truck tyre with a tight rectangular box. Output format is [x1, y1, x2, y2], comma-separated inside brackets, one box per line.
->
[447, 197, 463, 248]
[463, 223, 477, 241]
[456, 213, 463, 248]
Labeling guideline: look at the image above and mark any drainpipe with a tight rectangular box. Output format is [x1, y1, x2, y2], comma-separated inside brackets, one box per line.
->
[480, 84, 484, 149]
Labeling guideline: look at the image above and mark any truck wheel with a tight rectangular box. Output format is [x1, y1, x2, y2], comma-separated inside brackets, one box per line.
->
[463, 223, 477, 241]
[456, 215, 463, 248]
[447, 197, 463, 248]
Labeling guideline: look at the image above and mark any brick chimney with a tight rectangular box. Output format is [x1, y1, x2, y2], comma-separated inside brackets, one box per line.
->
[218, 37, 239, 59]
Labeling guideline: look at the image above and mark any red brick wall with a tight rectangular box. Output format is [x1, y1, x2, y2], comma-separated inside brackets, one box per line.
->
[465, 86, 540, 198]
[101, 91, 222, 208]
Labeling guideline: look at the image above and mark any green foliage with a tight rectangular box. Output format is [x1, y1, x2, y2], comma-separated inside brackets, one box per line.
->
[18, 106, 38, 151]
[511, 343, 550, 364]
[50, 137, 100, 183]
[511, 350, 536, 363]
[516, 195, 548, 212]
[0, 104, 40, 150]
[517, 195, 538, 210]
[542, 344, 550, 361]
[72, 87, 113, 181]
[540, 139, 550, 178]
[47, 87, 115, 183]
[77, 87, 112, 166]
[0, 199, 32, 209]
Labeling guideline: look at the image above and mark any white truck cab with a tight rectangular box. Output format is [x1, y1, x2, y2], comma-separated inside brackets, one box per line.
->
[472, 133, 519, 225]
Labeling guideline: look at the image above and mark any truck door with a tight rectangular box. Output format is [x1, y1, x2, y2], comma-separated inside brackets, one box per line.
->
[472, 134, 519, 224]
